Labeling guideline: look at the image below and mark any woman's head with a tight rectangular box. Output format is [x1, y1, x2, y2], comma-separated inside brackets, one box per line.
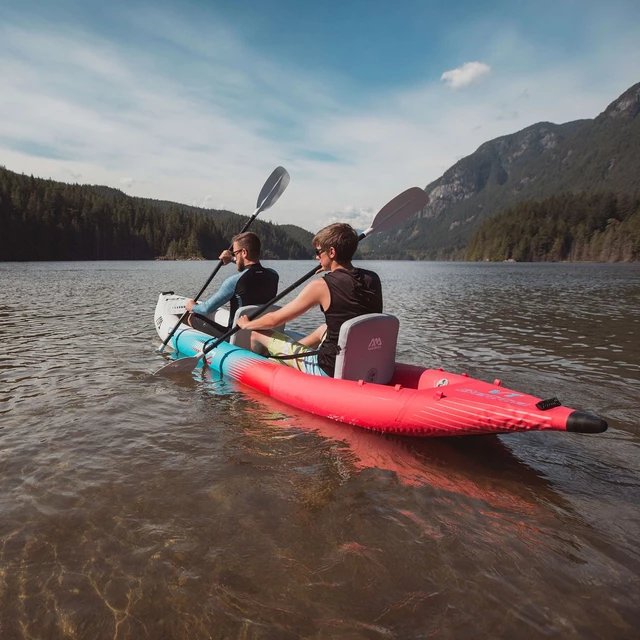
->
[312, 223, 358, 262]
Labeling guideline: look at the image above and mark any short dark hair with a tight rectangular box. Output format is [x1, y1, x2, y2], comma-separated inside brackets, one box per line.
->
[313, 223, 358, 261]
[232, 232, 261, 261]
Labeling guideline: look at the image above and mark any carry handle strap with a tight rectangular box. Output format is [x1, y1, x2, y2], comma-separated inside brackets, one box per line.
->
[267, 344, 341, 361]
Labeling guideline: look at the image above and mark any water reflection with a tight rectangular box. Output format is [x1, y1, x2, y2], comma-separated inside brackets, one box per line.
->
[228, 380, 552, 512]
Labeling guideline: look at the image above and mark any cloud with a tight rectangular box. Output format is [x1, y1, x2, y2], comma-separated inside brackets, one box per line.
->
[196, 195, 227, 210]
[441, 62, 491, 89]
[0, 6, 639, 233]
[64, 169, 83, 181]
[321, 205, 376, 232]
[496, 107, 519, 121]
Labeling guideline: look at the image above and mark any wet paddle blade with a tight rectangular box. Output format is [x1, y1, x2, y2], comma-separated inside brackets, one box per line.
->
[157, 166, 290, 353]
[257, 166, 290, 212]
[154, 356, 201, 376]
[363, 187, 429, 236]
[155, 185, 428, 377]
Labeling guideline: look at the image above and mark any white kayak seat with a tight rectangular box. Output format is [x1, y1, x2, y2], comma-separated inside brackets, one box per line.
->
[166, 296, 229, 327]
[333, 313, 399, 384]
[212, 308, 230, 328]
[230, 304, 284, 351]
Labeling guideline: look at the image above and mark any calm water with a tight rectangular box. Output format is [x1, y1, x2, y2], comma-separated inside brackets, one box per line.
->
[1, 260, 639, 639]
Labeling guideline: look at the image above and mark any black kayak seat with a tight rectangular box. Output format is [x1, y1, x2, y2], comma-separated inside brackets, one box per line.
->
[231, 304, 284, 351]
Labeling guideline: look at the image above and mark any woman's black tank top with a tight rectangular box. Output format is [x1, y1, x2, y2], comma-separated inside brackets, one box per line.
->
[317, 268, 383, 376]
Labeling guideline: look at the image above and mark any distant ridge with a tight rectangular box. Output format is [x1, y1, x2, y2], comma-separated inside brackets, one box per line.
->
[362, 81, 640, 260]
[0, 167, 314, 261]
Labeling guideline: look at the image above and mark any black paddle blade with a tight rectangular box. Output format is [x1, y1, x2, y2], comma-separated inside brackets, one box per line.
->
[257, 166, 290, 212]
[155, 355, 201, 376]
[366, 187, 429, 236]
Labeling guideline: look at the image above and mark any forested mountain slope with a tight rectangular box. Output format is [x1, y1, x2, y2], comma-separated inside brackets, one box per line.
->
[362, 82, 640, 260]
[0, 167, 314, 261]
[465, 192, 640, 262]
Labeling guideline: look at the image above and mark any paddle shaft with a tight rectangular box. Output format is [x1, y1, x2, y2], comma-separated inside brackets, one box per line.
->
[158, 210, 261, 351]
[154, 186, 429, 375]
[158, 167, 289, 352]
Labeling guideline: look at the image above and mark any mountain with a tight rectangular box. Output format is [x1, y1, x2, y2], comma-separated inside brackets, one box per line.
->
[361, 81, 640, 260]
[0, 167, 314, 261]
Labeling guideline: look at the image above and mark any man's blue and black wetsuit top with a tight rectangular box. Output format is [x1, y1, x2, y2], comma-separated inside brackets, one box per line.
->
[189, 263, 279, 338]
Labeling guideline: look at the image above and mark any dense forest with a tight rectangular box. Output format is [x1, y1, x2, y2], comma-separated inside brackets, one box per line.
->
[465, 192, 640, 262]
[0, 167, 314, 261]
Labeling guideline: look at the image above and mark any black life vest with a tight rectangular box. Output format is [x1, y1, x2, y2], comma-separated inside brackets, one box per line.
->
[317, 268, 383, 376]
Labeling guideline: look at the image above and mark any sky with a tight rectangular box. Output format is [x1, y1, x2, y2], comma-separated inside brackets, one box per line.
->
[1, 0, 639, 232]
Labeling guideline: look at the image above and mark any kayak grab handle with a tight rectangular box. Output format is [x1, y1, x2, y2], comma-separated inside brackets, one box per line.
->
[536, 397, 562, 411]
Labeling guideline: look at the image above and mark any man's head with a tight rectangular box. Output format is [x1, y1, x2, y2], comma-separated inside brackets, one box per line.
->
[312, 223, 358, 264]
[231, 232, 261, 270]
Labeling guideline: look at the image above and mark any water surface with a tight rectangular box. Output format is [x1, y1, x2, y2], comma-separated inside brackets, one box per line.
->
[1, 260, 639, 639]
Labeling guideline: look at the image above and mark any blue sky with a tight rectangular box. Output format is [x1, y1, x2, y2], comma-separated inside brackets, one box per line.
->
[1, 0, 639, 231]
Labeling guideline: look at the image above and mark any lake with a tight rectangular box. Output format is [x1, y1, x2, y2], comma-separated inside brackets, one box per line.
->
[1, 260, 639, 639]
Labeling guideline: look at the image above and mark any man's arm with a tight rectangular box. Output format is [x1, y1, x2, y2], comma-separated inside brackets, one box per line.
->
[237, 278, 327, 330]
[187, 271, 242, 315]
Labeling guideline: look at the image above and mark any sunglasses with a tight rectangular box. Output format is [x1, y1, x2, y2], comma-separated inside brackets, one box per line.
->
[314, 247, 326, 257]
[232, 248, 244, 256]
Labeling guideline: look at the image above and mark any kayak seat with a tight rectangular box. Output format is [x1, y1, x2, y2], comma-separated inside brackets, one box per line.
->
[231, 304, 284, 351]
[334, 313, 399, 384]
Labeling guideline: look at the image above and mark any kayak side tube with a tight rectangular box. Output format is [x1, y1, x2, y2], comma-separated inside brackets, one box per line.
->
[155, 296, 607, 436]
[166, 326, 607, 437]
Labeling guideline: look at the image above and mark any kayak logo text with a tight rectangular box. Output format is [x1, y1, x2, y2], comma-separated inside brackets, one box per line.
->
[368, 337, 383, 350]
[458, 388, 528, 407]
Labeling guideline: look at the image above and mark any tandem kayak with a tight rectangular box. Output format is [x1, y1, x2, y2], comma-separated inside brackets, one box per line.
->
[154, 293, 608, 438]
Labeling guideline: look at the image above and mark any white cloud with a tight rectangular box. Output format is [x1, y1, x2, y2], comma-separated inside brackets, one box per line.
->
[64, 169, 83, 182]
[321, 205, 376, 232]
[441, 62, 491, 89]
[195, 195, 228, 210]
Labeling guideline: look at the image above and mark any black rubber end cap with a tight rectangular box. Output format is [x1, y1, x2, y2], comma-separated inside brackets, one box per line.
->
[566, 411, 608, 433]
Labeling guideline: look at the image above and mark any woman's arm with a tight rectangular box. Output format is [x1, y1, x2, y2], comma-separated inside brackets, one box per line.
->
[237, 278, 327, 330]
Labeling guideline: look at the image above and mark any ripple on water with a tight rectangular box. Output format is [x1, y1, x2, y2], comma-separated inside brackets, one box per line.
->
[0, 260, 639, 638]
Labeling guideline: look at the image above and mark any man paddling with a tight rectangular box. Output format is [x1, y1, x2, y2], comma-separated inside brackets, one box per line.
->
[236, 223, 382, 377]
[185, 232, 279, 338]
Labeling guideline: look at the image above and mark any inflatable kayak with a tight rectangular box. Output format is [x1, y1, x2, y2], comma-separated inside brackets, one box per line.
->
[154, 293, 608, 438]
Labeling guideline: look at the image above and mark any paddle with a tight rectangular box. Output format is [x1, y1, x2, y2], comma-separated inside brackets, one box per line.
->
[157, 166, 291, 353]
[155, 186, 429, 376]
